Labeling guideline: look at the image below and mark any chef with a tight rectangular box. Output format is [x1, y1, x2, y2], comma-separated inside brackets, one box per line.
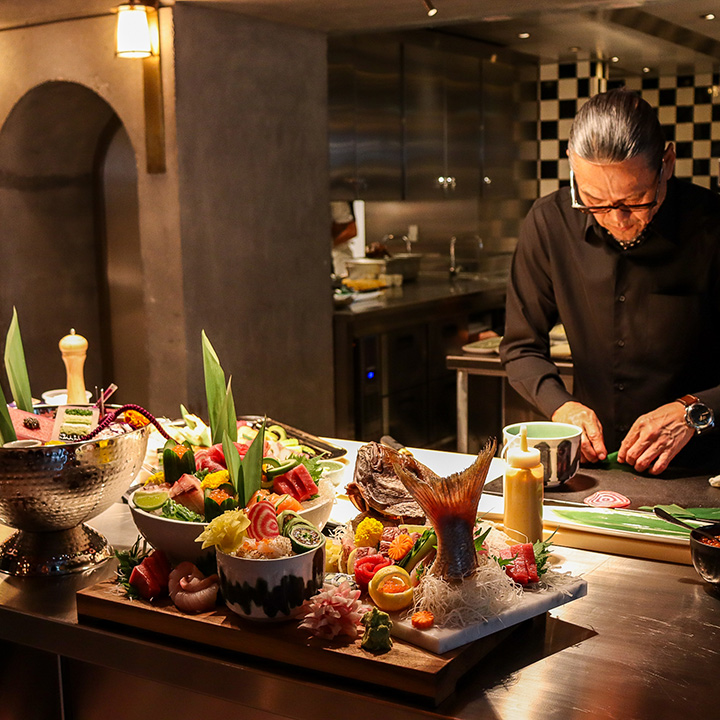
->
[500, 88, 720, 475]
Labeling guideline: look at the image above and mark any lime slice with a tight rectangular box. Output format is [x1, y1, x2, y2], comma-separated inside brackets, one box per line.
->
[133, 488, 170, 512]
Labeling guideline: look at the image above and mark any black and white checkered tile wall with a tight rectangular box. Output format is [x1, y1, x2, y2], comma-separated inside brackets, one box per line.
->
[535, 60, 720, 196]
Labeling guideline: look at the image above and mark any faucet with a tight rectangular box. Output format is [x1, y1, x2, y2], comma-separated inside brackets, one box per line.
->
[382, 233, 411, 253]
[449, 234, 483, 278]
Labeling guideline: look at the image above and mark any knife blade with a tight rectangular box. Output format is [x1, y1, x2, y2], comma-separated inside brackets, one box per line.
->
[380, 435, 413, 455]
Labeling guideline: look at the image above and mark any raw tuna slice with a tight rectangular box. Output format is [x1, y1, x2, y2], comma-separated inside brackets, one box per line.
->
[8, 407, 54, 443]
[499, 544, 538, 586]
[273, 463, 318, 502]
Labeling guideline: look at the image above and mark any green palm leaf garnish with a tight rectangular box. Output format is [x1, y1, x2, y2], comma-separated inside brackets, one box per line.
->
[202, 330, 237, 444]
[4, 307, 33, 412]
[0, 381, 16, 444]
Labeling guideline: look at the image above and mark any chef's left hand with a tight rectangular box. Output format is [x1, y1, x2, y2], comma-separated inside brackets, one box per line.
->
[618, 402, 694, 475]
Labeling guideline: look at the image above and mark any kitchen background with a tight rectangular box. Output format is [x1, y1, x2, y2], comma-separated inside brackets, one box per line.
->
[0, 0, 718, 447]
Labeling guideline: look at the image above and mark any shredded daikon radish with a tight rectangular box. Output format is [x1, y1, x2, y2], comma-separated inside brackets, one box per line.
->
[410, 557, 523, 628]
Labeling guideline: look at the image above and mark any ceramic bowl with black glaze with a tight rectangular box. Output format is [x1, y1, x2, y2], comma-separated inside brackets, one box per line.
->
[217, 543, 325, 621]
[690, 522, 720, 586]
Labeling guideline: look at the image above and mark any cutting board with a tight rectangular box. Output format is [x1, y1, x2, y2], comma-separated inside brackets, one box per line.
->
[77, 580, 515, 705]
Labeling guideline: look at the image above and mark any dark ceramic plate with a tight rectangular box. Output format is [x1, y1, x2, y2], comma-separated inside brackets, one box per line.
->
[690, 521, 720, 586]
[239, 415, 346, 459]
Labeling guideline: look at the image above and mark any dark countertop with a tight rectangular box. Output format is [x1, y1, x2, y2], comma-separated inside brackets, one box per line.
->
[1, 502, 719, 720]
[336, 274, 506, 316]
[334, 275, 506, 336]
[486, 463, 720, 511]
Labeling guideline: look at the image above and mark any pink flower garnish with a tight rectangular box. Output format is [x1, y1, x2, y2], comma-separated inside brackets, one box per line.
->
[298, 581, 371, 640]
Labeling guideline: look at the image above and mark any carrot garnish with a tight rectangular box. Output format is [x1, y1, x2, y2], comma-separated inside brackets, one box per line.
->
[411, 610, 435, 630]
[388, 533, 414, 560]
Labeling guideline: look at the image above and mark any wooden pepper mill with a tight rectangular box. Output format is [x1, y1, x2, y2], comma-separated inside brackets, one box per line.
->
[59, 329, 88, 405]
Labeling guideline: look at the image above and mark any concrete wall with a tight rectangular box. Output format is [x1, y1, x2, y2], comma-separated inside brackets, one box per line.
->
[0, 11, 186, 414]
[0, 5, 334, 433]
[172, 5, 333, 434]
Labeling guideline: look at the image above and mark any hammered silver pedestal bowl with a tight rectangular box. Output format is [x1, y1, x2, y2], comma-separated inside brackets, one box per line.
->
[0, 424, 149, 576]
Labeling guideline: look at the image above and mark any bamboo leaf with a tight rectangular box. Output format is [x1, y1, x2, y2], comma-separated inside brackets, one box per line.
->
[239, 418, 265, 507]
[0, 381, 17, 444]
[550, 508, 695, 538]
[4, 308, 33, 412]
[222, 430, 243, 500]
[202, 331, 237, 444]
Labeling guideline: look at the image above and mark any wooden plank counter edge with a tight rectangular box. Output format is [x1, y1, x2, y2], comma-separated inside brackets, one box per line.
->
[76, 581, 509, 705]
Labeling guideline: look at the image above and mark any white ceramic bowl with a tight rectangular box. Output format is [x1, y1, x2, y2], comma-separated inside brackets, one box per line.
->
[217, 543, 325, 621]
[128, 479, 334, 566]
[317, 459, 346, 487]
[129, 503, 212, 567]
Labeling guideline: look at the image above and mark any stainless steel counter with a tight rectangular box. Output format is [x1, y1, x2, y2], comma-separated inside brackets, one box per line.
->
[1, 502, 718, 720]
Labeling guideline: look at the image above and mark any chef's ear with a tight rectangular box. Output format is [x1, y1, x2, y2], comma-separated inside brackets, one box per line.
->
[663, 143, 676, 178]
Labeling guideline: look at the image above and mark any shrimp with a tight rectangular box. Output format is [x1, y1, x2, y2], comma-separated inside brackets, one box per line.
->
[168, 561, 219, 613]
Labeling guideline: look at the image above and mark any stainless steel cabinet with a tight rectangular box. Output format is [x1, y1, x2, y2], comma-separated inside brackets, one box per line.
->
[403, 42, 481, 201]
[328, 37, 403, 200]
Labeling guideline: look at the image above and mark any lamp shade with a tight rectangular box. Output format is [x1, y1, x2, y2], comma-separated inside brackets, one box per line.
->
[116, 4, 152, 58]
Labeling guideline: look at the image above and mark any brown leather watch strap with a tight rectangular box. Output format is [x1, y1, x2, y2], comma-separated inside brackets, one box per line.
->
[676, 394, 700, 407]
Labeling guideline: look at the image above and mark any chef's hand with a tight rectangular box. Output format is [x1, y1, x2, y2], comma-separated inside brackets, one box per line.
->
[552, 401, 607, 463]
[618, 402, 693, 475]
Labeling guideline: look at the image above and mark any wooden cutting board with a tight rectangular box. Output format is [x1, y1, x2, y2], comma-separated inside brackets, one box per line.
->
[76, 580, 514, 705]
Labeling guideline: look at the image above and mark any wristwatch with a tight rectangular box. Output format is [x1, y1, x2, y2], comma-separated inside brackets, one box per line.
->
[675, 394, 715, 434]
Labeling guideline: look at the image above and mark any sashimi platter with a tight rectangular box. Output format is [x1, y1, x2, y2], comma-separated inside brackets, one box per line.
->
[0, 314, 587, 701]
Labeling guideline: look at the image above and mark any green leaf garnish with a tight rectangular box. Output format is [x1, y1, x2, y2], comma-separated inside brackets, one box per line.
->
[202, 330, 237, 444]
[115, 536, 150, 599]
[223, 429, 243, 500]
[550, 508, 696, 537]
[474, 525, 492, 553]
[0, 381, 16, 445]
[239, 418, 266, 507]
[638, 504, 720, 521]
[533, 530, 557, 577]
[4, 307, 33, 412]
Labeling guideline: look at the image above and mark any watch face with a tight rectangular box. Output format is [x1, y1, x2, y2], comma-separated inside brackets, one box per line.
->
[687, 403, 714, 430]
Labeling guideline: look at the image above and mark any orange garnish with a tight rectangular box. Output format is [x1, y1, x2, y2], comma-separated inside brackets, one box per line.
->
[123, 409, 151, 429]
[380, 576, 410, 594]
[209, 487, 233, 505]
[388, 533, 414, 560]
[411, 610, 435, 630]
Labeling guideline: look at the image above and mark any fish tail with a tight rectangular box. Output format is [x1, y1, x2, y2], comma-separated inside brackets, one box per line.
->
[393, 439, 496, 528]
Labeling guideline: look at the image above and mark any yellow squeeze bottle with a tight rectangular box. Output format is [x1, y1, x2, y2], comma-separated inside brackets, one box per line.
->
[503, 424, 544, 544]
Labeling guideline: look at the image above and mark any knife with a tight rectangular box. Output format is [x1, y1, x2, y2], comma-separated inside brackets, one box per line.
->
[380, 435, 413, 455]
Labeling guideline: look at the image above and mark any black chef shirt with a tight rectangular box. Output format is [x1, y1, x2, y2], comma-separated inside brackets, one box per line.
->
[500, 176, 720, 459]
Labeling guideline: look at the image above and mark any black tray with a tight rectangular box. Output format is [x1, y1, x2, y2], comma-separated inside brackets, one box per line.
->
[238, 415, 346, 459]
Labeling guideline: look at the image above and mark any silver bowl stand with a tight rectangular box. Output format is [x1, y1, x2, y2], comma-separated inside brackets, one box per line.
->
[0, 420, 150, 577]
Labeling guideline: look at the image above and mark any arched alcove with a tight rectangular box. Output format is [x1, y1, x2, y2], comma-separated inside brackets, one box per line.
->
[0, 80, 149, 406]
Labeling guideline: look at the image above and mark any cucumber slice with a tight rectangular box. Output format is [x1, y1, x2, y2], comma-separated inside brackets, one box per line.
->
[288, 524, 323, 554]
[277, 509, 303, 533]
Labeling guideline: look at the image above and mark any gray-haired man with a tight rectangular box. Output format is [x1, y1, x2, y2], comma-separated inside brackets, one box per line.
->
[500, 88, 719, 475]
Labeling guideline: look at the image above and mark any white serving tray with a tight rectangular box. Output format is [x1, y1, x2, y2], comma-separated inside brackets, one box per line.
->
[391, 577, 588, 654]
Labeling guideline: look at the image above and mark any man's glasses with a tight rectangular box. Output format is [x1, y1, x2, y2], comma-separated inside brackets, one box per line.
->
[570, 165, 663, 215]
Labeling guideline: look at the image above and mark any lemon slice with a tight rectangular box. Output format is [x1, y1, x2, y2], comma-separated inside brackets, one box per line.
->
[133, 488, 170, 512]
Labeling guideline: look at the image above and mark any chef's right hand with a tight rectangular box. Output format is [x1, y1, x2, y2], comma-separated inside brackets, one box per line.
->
[552, 401, 607, 463]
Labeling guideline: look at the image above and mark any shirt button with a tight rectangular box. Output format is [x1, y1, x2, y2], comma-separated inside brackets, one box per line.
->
[618, 295, 626, 302]
[617, 339, 625, 348]
[617, 383, 625, 391]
